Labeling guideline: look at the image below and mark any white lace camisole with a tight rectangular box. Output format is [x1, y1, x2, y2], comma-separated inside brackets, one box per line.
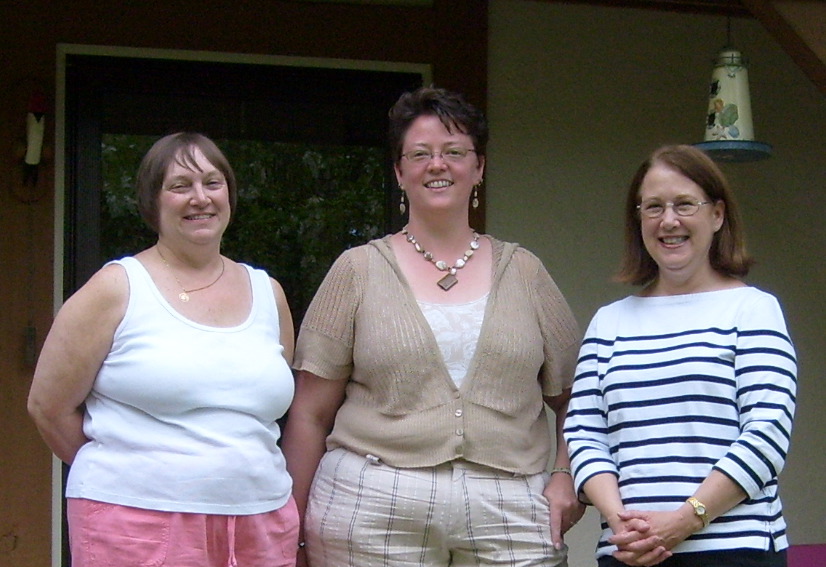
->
[417, 294, 489, 388]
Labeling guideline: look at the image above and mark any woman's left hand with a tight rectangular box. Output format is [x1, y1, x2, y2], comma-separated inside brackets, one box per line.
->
[544, 471, 587, 550]
[609, 509, 695, 566]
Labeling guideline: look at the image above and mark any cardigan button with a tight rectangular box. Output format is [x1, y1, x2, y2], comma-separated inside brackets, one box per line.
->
[454, 409, 463, 417]
[455, 428, 464, 436]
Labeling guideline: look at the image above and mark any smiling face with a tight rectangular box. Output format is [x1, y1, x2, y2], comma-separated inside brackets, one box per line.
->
[157, 147, 231, 246]
[638, 162, 725, 293]
[394, 114, 484, 218]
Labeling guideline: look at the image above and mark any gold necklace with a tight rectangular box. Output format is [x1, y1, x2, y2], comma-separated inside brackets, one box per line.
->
[402, 227, 480, 291]
[157, 248, 225, 302]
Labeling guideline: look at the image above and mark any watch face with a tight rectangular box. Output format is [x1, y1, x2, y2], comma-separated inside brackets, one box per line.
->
[696, 504, 706, 514]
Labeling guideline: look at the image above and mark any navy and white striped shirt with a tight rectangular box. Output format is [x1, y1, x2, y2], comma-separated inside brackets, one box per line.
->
[564, 287, 797, 557]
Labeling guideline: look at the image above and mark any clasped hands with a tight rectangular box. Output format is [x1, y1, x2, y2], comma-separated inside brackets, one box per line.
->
[607, 507, 699, 566]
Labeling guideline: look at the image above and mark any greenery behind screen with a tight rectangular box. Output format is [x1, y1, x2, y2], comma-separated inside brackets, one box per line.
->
[101, 134, 388, 327]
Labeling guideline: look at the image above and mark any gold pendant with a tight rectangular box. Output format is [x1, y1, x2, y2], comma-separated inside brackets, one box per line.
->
[437, 273, 458, 291]
[179, 292, 190, 302]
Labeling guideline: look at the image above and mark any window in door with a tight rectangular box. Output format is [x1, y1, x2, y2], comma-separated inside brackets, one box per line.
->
[65, 52, 424, 324]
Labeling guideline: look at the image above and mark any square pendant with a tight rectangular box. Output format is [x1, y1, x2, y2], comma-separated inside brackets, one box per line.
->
[437, 273, 458, 291]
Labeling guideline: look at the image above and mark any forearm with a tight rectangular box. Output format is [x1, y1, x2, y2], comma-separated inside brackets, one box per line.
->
[28, 405, 88, 464]
[551, 400, 572, 470]
[582, 472, 626, 530]
[282, 370, 347, 543]
[689, 469, 748, 524]
[281, 414, 330, 526]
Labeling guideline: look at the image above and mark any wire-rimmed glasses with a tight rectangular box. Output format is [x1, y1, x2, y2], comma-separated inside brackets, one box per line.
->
[637, 199, 712, 219]
[401, 147, 477, 164]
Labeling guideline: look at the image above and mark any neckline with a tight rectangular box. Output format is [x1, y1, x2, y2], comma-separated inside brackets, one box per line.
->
[371, 236, 507, 393]
[377, 233, 505, 302]
[128, 257, 256, 331]
[632, 286, 752, 301]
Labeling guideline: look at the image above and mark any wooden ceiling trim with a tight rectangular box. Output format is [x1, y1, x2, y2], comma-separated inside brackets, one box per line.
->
[548, 0, 752, 16]
[741, 0, 826, 95]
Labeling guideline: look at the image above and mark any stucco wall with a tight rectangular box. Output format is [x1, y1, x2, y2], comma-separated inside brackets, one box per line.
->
[488, 2, 826, 563]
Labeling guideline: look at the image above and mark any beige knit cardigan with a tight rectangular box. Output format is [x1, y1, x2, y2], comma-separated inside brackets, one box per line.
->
[293, 235, 580, 474]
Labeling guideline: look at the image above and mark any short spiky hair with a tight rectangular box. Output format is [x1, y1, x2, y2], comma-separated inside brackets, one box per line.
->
[135, 132, 237, 233]
[388, 86, 488, 164]
[616, 144, 753, 286]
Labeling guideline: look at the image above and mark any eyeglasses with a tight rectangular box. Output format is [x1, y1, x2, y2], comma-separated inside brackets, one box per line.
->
[637, 199, 712, 219]
[401, 148, 477, 164]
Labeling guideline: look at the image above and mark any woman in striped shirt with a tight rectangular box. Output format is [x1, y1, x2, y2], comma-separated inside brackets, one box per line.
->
[564, 144, 796, 567]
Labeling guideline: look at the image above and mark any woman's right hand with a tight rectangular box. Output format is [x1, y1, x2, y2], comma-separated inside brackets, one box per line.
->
[581, 473, 670, 565]
[608, 511, 672, 566]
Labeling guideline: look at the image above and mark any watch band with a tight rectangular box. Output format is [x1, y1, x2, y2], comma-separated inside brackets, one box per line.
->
[687, 496, 710, 527]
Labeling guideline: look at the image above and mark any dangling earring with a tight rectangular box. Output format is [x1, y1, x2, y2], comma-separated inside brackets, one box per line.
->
[399, 185, 407, 215]
[472, 182, 481, 210]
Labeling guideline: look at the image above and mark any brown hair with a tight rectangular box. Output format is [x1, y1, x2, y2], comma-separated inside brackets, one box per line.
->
[615, 144, 753, 285]
[136, 132, 237, 233]
[388, 86, 488, 165]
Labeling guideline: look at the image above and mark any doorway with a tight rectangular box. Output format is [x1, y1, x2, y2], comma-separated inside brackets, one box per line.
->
[64, 50, 424, 312]
[58, 46, 425, 566]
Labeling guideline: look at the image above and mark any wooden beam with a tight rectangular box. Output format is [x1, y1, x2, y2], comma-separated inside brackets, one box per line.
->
[547, 0, 752, 16]
[741, 0, 826, 94]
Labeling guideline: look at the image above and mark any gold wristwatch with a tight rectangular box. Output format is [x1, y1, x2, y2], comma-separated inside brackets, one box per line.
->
[687, 497, 710, 527]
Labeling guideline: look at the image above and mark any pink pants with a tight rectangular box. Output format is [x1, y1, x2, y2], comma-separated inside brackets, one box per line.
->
[67, 497, 299, 567]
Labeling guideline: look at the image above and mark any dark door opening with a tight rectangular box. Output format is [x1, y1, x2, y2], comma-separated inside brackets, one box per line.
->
[61, 51, 422, 566]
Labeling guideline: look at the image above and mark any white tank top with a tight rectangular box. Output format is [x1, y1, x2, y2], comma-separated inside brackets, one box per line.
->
[66, 256, 294, 515]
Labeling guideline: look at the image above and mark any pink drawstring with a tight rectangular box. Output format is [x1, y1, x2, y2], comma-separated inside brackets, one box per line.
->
[227, 516, 238, 567]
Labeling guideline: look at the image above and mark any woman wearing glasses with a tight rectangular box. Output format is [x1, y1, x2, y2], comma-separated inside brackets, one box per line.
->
[282, 86, 585, 566]
[564, 144, 797, 567]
